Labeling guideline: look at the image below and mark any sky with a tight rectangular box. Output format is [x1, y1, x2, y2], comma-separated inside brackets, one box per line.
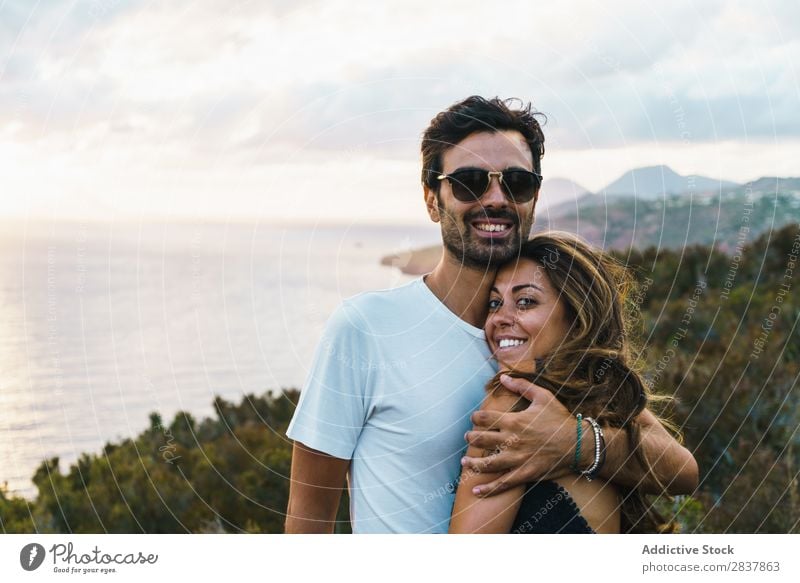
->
[1, 0, 798, 224]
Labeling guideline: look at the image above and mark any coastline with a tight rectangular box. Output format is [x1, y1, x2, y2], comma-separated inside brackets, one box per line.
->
[380, 244, 442, 275]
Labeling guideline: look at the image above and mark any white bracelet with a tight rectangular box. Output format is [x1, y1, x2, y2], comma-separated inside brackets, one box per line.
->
[581, 416, 604, 481]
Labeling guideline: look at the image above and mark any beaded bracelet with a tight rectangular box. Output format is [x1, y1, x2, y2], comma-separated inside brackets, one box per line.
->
[571, 413, 583, 472]
[588, 419, 607, 480]
[581, 416, 606, 481]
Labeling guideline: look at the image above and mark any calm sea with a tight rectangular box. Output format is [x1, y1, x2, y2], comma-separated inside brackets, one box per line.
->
[0, 219, 441, 498]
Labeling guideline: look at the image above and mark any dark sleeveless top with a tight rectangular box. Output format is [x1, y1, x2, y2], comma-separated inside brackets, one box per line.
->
[510, 481, 595, 534]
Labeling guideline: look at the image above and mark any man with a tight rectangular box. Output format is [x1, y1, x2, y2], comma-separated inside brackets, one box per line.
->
[285, 96, 698, 533]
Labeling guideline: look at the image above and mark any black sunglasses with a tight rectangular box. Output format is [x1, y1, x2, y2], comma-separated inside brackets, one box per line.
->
[437, 168, 542, 203]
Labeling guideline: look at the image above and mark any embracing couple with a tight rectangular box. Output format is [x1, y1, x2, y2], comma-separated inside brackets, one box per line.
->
[285, 96, 698, 534]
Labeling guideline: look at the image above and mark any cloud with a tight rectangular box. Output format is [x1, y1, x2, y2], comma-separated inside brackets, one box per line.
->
[0, 0, 797, 221]
[3, 0, 797, 144]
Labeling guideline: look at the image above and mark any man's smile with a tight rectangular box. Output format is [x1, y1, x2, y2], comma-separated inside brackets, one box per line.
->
[470, 218, 515, 239]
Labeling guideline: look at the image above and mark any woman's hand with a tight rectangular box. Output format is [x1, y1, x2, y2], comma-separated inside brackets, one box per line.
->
[461, 374, 584, 497]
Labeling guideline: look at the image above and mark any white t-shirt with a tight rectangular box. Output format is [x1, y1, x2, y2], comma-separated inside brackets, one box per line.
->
[287, 277, 497, 533]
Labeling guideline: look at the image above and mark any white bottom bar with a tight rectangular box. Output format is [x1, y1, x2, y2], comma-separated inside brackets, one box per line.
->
[1, 534, 797, 582]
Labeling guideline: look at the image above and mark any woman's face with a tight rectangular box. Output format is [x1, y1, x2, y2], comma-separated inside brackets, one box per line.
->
[484, 258, 571, 372]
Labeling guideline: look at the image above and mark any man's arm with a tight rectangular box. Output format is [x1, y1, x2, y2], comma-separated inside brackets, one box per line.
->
[461, 374, 699, 497]
[598, 407, 697, 493]
[285, 442, 350, 533]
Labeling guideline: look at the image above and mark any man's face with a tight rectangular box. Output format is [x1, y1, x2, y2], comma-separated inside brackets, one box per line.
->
[426, 130, 538, 271]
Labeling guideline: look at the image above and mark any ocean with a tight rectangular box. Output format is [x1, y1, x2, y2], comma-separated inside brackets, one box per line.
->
[0, 219, 441, 498]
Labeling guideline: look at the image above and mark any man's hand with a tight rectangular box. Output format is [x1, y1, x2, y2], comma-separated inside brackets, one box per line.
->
[461, 374, 579, 497]
[461, 374, 699, 498]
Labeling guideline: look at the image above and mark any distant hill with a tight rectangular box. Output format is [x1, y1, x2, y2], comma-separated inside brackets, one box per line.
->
[382, 175, 800, 273]
[742, 176, 800, 192]
[538, 178, 592, 208]
[600, 165, 740, 198]
[538, 178, 800, 252]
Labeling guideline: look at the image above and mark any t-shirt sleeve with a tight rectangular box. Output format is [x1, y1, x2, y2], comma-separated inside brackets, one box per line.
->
[286, 300, 372, 460]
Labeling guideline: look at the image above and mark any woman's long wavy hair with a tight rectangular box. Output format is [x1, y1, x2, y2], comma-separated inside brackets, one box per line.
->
[487, 231, 679, 533]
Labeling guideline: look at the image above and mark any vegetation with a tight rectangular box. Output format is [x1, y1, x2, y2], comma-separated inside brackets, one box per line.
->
[2, 224, 798, 533]
[619, 223, 800, 533]
[1, 391, 350, 533]
[539, 181, 800, 252]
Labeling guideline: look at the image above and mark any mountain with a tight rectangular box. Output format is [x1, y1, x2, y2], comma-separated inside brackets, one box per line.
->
[743, 176, 800, 192]
[381, 175, 800, 274]
[538, 178, 592, 208]
[600, 165, 740, 198]
[537, 177, 800, 252]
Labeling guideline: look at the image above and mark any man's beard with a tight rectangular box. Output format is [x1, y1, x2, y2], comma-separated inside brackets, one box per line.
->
[438, 204, 529, 271]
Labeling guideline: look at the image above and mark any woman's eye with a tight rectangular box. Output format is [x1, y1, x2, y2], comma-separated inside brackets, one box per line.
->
[488, 298, 501, 311]
[516, 297, 536, 308]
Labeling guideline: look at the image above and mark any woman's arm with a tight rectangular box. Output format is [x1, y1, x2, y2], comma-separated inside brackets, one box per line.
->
[449, 390, 527, 533]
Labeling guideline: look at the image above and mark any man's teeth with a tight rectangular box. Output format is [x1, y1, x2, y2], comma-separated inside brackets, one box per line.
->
[498, 338, 526, 348]
[475, 223, 509, 232]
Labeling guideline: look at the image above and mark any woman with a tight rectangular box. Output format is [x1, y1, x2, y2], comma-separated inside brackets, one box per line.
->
[450, 232, 677, 534]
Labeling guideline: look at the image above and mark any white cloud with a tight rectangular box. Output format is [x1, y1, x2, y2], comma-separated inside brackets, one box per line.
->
[1, 0, 798, 222]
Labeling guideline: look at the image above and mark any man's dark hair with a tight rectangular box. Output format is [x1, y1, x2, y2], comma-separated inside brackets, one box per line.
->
[420, 95, 546, 192]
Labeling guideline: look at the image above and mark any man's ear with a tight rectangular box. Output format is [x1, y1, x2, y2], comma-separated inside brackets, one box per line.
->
[424, 185, 441, 223]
